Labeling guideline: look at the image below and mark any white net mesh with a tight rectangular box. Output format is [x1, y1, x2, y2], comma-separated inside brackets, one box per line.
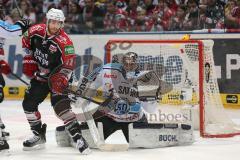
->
[106, 40, 240, 137]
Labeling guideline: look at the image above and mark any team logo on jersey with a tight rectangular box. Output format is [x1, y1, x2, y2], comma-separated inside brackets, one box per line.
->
[56, 35, 67, 44]
[49, 44, 57, 53]
[64, 45, 74, 55]
[104, 73, 117, 79]
[114, 99, 130, 115]
[34, 48, 49, 66]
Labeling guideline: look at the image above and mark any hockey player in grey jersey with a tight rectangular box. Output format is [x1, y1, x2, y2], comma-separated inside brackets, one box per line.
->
[56, 52, 194, 149]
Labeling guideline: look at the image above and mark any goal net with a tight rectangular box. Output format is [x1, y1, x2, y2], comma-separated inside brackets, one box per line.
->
[105, 39, 240, 138]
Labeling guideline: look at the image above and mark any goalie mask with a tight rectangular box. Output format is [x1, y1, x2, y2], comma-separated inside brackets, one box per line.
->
[122, 52, 139, 73]
[46, 8, 65, 35]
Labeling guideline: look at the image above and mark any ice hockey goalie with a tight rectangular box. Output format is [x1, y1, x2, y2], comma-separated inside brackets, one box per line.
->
[55, 52, 194, 149]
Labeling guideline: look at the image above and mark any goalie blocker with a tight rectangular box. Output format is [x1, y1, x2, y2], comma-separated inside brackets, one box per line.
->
[55, 120, 194, 149]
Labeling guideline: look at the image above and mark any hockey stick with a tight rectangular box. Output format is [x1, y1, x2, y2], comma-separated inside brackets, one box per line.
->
[73, 96, 129, 152]
[11, 65, 128, 151]
[52, 65, 166, 151]
[65, 87, 112, 106]
[10, 72, 29, 85]
[66, 76, 129, 151]
[66, 70, 172, 152]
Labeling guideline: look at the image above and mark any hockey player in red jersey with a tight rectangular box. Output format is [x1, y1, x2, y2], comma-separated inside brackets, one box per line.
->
[21, 8, 90, 154]
[0, 1, 31, 152]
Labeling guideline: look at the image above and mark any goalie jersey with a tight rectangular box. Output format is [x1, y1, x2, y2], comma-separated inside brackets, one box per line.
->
[86, 63, 144, 123]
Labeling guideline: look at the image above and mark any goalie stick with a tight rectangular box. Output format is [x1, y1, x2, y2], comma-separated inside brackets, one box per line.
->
[66, 71, 165, 151]
[50, 64, 171, 151]
[48, 68, 129, 151]
[66, 79, 130, 151]
[73, 97, 129, 152]
[12, 63, 127, 152]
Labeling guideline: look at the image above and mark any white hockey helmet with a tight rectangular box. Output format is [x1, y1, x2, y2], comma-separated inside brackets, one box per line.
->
[46, 8, 65, 32]
[46, 8, 65, 22]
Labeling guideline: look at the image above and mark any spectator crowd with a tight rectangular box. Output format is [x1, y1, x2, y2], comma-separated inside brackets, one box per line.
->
[1, 0, 240, 33]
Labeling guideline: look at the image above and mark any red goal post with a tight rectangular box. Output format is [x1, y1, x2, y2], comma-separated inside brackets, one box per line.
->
[105, 39, 240, 138]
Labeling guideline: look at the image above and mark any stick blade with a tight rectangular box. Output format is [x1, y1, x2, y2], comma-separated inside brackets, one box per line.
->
[99, 143, 129, 152]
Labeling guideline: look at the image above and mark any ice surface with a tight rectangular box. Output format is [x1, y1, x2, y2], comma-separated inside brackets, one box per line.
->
[1, 100, 240, 160]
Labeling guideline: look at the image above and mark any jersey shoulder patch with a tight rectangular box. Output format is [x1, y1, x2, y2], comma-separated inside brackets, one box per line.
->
[64, 45, 74, 55]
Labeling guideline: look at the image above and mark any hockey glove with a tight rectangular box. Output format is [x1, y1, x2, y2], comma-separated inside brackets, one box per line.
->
[50, 72, 69, 94]
[23, 55, 38, 78]
[0, 60, 11, 75]
[15, 18, 32, 34]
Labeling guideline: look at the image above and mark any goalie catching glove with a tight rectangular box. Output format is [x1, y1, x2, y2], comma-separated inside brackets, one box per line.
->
[137, 70, 173, 101]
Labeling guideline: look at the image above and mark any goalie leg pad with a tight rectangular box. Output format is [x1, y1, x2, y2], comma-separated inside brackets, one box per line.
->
[80, 122, 105, 149]
[55, 125, 71, 147]
[178, 124, 194, 145]
[129, 122, 194, 148]
[55, 122, 105, 149]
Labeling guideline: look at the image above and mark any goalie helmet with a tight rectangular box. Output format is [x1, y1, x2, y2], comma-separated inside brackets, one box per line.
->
[46, 8, 65, 33]
[122, 52, 139, 72]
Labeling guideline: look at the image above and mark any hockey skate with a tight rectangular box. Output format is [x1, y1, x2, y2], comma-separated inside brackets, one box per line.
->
[65, 121, 91, 155]
[0, 123, 10, 154]
[2, 131, 10, 140]
[23, 123, 47, 151]
[0, 124, 10, 140]
[0, 139, 9, 154]
[76, 136, 91, 155]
